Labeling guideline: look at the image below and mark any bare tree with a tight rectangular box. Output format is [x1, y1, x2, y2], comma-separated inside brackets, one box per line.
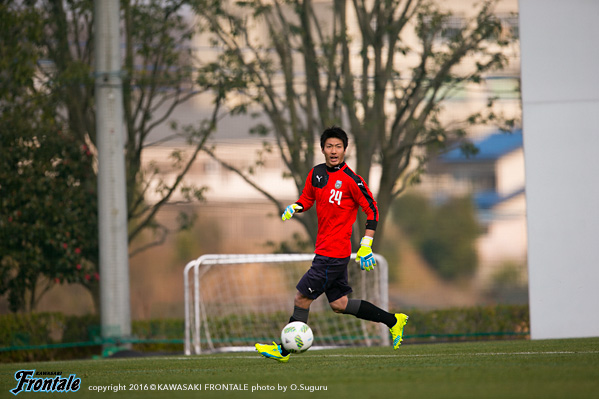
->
[192, 0, 517, 248]
[39, 0, 226, 252]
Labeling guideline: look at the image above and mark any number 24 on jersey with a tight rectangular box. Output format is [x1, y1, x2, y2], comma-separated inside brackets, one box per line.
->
[329, 189, 342, 205]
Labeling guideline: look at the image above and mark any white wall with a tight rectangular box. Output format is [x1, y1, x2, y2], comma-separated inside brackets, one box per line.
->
[519, 0, 599, 339]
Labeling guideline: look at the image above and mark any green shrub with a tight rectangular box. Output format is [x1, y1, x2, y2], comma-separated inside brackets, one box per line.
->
[0, 305, 529, 362]
[392, 193, 482, 279]
[403, 304, 529, 342]
[0, 312, 102, 362]
[131, 319, 184, 353]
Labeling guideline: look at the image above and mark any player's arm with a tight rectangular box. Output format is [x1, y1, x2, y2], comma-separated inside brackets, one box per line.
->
[356, 230, 376, 271]
[353, 175, 379, 228]
[282, 170, 314, 221]
[353, 177, 379, 271]
[282, 203, 303, 220]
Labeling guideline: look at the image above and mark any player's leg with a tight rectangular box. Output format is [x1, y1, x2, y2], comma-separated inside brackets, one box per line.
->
[324, 261, 391, 323]
[331, 297, 408, 349]
[288, 255, 332, 322]
[335, 297, 408, 349]
[336, 297, 396, 325]
[256, 259, 325, 361]
[255, 292, 313, 361]
[290, 291, 312, 323]
[325, 261, 409, 350]
[330, 295, 394, 325]
[263, 291, 313, 358]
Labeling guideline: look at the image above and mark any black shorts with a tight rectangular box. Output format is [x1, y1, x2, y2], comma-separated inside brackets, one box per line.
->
[296, 254, 352, 303]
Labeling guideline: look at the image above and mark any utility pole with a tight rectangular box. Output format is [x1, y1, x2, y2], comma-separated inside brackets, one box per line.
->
[94, 0, 131, 353]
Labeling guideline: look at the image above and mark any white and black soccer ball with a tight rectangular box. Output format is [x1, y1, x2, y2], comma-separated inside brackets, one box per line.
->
[281, 321, 314, 354]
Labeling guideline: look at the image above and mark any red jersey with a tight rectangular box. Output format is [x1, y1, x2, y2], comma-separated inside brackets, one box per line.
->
[295, 162, 379, 258]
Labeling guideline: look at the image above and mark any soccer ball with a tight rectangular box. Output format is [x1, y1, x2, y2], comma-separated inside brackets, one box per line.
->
[281, 321, 314, 354]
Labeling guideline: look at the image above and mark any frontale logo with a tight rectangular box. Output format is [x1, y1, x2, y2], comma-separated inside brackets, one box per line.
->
[10, 370, 81, 395]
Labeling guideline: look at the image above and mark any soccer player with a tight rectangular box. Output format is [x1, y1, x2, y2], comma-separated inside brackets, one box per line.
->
[255, 126, 408, 362]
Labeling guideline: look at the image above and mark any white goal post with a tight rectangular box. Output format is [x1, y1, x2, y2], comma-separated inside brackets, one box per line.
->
[183, 253, 389, 355]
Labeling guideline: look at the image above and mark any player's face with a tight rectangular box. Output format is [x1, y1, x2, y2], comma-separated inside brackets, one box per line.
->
[322, 137, 346, 168]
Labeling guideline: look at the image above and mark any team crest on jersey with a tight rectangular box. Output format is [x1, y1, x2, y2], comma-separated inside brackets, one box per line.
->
[335, 180, 342, 189]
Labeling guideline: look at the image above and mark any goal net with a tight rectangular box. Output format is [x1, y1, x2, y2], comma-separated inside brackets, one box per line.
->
[183, 253, 389, 355]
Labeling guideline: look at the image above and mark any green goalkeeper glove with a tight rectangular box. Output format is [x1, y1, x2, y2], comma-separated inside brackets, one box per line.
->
[282, 204, 303, 221]
[356, 236, 376, 271]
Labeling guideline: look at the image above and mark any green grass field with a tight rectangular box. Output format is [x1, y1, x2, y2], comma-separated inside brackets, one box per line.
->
[2, 338, 598, 399]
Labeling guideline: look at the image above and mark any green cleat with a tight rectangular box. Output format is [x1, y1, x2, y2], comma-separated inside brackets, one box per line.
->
[390, 313, 409, 349]
[255, 342, 290, 363]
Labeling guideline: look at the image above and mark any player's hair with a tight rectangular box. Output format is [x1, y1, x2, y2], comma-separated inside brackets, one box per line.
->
[321, 126, 348, 150]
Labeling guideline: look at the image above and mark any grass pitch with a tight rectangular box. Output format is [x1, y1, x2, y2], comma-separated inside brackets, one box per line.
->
[1, 338, 598, 399]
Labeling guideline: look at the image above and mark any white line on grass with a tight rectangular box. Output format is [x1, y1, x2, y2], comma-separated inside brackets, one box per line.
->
[322, 351, 599, 358]
[162, 350, 598, 361]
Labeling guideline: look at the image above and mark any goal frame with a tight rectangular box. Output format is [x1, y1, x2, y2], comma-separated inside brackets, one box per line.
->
[183, 253, 389, 355]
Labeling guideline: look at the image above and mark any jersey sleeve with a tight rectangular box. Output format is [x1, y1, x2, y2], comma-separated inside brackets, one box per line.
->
[352, 175, 379, 231]
[295, 168, 315, 212]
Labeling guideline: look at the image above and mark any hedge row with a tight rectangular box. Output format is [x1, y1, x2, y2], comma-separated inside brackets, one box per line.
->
[0, 304, 529, 363]
[402, 304, 530, 341]
[0, 314, 184, 363]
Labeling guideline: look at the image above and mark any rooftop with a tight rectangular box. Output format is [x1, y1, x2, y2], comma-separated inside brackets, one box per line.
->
[442, 128, 523, 162]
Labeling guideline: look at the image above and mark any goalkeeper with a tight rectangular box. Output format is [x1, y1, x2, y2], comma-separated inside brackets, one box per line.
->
[256, 126, 408, 362]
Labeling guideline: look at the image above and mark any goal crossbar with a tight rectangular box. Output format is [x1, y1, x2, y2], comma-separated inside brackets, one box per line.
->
[183, 253, 389, 355]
